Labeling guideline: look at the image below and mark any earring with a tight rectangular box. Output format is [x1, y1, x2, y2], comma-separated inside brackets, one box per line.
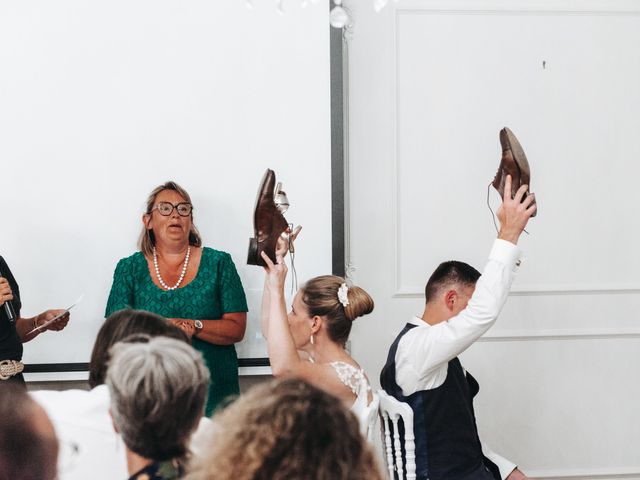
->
[310, 334, 314, 345]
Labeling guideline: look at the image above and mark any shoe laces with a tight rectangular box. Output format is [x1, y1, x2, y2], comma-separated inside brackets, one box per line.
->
[274, 182, 289, 214]
[487, 183, 529, 236]
[487, 183, 500, 234]
[287, 224, 298, 294]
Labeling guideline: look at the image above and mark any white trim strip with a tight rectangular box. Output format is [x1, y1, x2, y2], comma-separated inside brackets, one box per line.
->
[477, 327, 640, 342]
[527, 466, 640, 479]
[393, 285, 640, 298]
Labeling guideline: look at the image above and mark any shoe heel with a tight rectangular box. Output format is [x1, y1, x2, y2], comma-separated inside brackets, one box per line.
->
[247, 238, 260, 266]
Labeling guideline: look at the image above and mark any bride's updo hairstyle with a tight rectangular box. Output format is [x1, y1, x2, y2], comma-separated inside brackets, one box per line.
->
[300, 275, 374, 347]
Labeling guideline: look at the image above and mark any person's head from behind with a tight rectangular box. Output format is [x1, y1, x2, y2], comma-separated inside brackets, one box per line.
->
[288, 275, 374, 350]
[187, 378, 382, 480]
[89, 309, 188, 388]
[424, 260, 481, 322]
[106, 336, 209, 463]
[0, 384, 59, 480]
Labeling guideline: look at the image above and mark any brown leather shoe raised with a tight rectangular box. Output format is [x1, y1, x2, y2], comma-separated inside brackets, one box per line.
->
[247, 169, 290, 267]
[492, 127, 537, 216]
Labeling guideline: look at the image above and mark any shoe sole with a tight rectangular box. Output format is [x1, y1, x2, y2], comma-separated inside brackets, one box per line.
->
[247, 169, 290, 267]
[499, 127, 537, 217]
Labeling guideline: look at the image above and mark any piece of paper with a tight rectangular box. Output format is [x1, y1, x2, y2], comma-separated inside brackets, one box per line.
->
[27, 294, 83, 335]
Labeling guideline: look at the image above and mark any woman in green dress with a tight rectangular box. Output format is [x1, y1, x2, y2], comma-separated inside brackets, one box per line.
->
[105, 181, 248, 415]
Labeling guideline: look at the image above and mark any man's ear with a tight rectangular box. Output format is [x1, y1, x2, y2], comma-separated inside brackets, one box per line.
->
[444, 290, 457, 312]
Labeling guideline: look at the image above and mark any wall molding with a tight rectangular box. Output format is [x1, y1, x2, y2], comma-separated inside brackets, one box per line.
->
[22, 358, 271, 383]
[394, 0, 640, 16]
[477, 327, 640, 342]
[396, 9, 640, 18]
[393, 284, 640, 298]
[527, 466, 640, 479]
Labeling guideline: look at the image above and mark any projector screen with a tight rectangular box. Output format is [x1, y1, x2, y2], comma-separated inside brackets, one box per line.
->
[0, 0, 333, 374]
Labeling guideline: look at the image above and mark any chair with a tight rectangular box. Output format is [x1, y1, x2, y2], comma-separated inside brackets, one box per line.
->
[377, 389, 416, 480]
[364, 392, 380, 444]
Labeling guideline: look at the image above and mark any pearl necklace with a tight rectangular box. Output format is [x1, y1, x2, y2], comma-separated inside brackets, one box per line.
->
[153, 246, 191, 291]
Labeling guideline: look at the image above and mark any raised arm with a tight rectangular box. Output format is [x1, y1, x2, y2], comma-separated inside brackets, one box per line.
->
[261, 249, 364, 405]
[404, 176, 537, 373]
[260, 227, 301, 340]
[260, 275, 272, 340]
[496, 175, 537, 245]
[261, 249, 325, 381]
[261, 250, 301, 376]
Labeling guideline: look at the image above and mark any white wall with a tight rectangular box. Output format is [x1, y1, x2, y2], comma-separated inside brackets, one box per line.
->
[0, 0, 332, 367]
[346, 0, 640, 478]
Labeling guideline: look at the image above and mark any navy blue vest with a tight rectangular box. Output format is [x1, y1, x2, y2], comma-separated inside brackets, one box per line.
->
[380, 323, 501, 480]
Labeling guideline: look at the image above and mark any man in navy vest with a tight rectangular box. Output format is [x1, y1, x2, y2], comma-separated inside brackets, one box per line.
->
[380, 176, 536, 480]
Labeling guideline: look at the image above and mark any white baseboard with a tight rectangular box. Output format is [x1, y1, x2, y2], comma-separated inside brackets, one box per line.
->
[528, 467, 640, 479]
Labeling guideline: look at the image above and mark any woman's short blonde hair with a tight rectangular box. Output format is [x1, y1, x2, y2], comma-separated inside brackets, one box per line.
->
[187, 378, 383, 480]
[139, 181, 203, 256]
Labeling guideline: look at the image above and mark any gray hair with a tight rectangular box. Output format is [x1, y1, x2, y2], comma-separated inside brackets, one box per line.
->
[106, 337, 210, 461]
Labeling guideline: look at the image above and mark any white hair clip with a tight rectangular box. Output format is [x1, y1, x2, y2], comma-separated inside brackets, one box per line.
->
[337, 283, 350, 307]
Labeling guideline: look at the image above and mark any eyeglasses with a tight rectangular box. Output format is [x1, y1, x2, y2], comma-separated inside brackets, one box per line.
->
[152, 202, 193, 217]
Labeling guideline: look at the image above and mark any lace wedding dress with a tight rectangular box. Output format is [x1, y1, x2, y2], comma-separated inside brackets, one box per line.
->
[329, 361, 377, 437]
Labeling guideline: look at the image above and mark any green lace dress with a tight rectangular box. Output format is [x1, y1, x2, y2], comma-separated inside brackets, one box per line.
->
[105, 247, 248, 415]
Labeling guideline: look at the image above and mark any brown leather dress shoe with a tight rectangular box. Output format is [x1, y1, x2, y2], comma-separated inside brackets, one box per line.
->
[247, 169, 290, 267]
[492, 127, 537, 216]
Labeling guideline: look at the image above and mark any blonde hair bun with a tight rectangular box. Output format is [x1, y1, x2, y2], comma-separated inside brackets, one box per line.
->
[343, 285, 374, 322]
[300, 276, 374, 346]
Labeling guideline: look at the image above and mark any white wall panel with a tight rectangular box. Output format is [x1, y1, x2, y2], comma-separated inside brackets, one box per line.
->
[0, 1, 332, 365]
[464, 339, 640, 477]
[393, 8, 640, 296]
[347, 0, 640, 476]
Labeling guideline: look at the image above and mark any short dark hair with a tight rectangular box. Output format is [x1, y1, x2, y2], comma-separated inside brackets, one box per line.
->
[424, 261, 481, 304]
[0, 384, 58, 480]
[89, 309, 188, 388]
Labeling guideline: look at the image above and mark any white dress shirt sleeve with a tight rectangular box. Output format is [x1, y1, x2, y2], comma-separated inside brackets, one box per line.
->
[396, 239, 521, 394]
[481, 441, 517, 479]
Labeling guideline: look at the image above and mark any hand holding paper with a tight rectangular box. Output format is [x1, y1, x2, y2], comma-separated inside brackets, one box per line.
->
[27, 295, 82, 335]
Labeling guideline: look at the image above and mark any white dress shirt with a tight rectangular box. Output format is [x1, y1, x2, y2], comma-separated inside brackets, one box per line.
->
[394, 239, 521, 479]
[31, 385, 211, 480]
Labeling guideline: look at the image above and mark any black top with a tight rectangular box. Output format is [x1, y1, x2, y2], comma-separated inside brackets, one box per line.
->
[0, 256, 23, 360]
[380, 323, 500, 480]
